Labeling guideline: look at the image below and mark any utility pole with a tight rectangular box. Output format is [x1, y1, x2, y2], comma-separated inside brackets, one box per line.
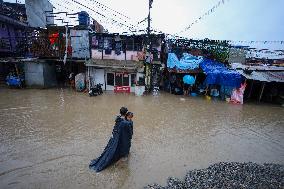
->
[147, 0, 152, 37]
[145, 0, 153, 93]
[146, 0, 160, 96]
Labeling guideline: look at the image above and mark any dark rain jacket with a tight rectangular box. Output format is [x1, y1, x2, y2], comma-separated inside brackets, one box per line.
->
[89, 116, 133, 172]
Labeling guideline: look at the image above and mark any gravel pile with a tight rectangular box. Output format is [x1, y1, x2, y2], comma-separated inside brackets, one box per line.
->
[145, 162, 284, 189]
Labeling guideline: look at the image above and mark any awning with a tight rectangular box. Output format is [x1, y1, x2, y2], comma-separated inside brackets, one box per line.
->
[237, 70, 284, 82]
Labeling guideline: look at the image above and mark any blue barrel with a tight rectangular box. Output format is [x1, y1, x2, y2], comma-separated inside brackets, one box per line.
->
[78, 11, 90, 26]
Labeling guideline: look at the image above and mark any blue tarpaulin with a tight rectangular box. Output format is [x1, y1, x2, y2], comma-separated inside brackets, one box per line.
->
[6, 75, 24, 87]
[167, 53, 243, 88]
[167, 53, 203, 70]
[200, 59, 243, 88]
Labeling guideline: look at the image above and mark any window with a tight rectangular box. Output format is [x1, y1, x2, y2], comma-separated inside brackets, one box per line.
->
[123, 74, 129, 86]
[115, 73, 129, 86]
[115, 73, 122, 86]
[107, 73, 114, 86]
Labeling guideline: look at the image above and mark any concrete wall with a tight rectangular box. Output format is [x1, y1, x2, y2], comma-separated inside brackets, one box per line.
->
[25, 0, 54, 27]
[24, 61, 57, 88]
[43, 63, 57, 87]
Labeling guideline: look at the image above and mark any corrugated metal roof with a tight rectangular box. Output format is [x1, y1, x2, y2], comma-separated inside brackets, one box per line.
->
[237, 70, 284, 82]
[231, 63, 284, 71]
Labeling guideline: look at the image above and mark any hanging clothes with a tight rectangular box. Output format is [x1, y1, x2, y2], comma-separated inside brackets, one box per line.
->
[115, 42, 122, 55]
[92, 36, 98, 48]
[105, 48, 112, 55]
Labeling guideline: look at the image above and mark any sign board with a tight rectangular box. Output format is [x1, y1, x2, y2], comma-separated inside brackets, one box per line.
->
[114, 86, 130, 93]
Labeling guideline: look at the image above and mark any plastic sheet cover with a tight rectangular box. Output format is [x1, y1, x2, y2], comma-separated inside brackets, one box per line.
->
[200, 59, 243, 88]
[167, 53, 203, 70]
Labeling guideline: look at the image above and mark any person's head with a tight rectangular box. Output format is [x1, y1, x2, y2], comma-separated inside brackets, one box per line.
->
[119, 107, 128, 116]
[126, 112, 134, 120]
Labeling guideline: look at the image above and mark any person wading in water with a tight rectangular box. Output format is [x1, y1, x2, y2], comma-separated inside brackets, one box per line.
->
[118, 111, 134, 162]
[89, 107, 134, 172]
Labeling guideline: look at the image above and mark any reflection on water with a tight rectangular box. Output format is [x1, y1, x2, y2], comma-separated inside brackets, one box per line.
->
[0, 88, 283, 189]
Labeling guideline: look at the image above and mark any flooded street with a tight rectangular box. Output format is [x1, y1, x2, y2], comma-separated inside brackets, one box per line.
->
[0, 88, 283, 189]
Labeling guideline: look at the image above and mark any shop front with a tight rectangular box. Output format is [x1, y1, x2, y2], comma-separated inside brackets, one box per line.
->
[105, 71, 137, 93]
[86, 59, 142, 93]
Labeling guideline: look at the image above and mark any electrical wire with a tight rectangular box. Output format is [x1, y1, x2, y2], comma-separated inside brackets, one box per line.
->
[177, 0, 230, 35]
[51, 0, 147, 32]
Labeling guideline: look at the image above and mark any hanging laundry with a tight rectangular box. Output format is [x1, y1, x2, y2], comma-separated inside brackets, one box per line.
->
[115, 42, 122, 55]
[92, 36, 98, 47]
[105, 48, 112, 55]
[49, 33, 59, 46]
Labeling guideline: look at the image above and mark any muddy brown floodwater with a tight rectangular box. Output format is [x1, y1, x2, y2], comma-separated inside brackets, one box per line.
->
[0, 88, 283, 189]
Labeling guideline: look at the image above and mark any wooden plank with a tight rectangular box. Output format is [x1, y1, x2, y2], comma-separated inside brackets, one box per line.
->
[258, 82, 266, 102]
[248, 80, 254, 99]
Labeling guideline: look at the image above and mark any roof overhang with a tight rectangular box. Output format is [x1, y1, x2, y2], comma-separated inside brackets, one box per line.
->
[0, 14, 28, 28]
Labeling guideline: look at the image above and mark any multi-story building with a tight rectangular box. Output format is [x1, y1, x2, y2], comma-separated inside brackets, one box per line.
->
[86, 33, 164, 93]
